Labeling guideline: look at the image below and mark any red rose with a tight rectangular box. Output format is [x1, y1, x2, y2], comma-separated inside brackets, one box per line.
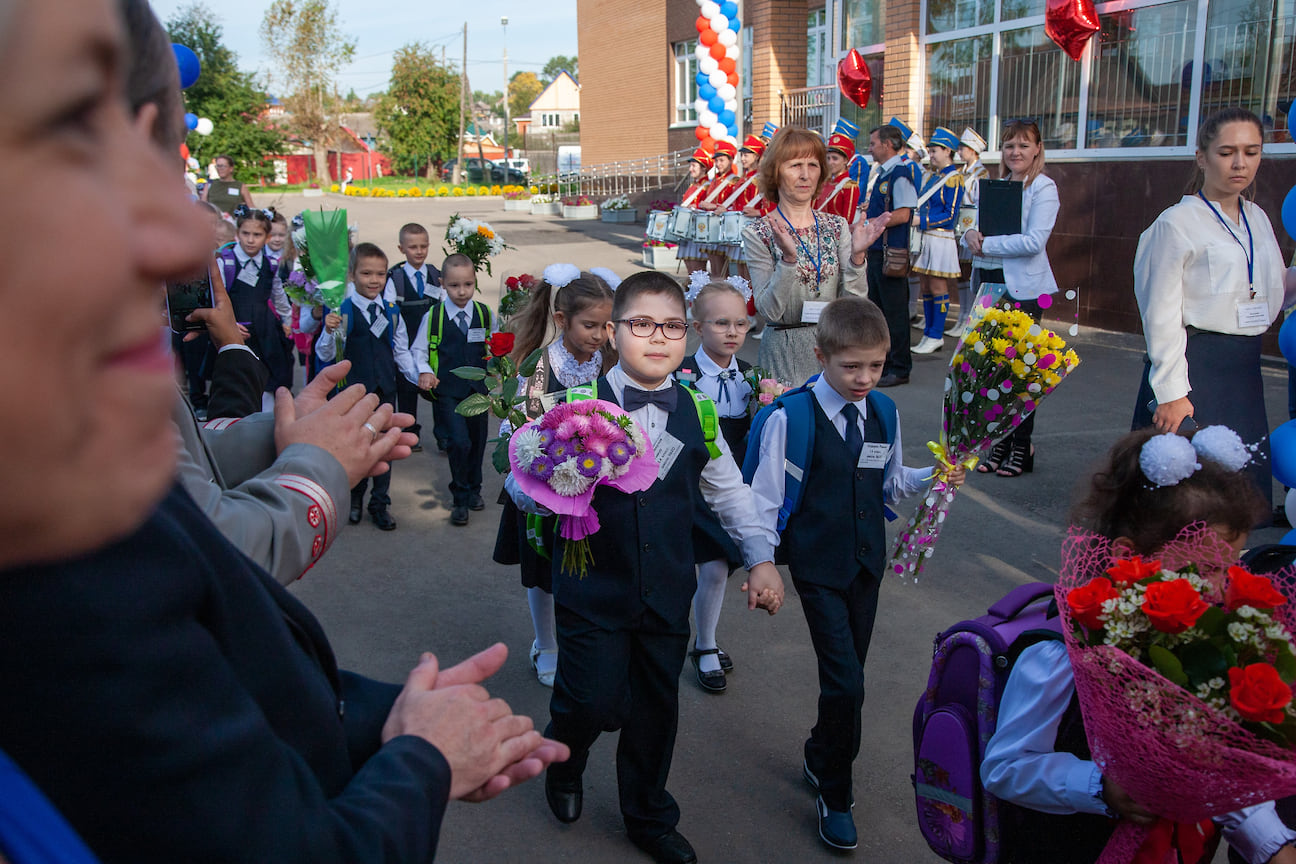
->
[1141, 579, 1210, 634]
[1106, 555, 1163, 585]
[519, 274, 537, 290]
[1228, 663, 1293, 724]
[487, 332, 514, 357]
[505, 276, 519, 290]
[1067, 577, 1120, 631]
[1225, 566, 1288, 612]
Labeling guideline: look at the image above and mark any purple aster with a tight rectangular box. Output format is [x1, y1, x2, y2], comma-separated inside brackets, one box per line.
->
[606, 440, 633, 466]
[536, 428, 555, 449]
[287, 270, 308, 287]
[547, 438, 577, 461]
[576, 453, 603, 478]
[527, 456, 554, 480]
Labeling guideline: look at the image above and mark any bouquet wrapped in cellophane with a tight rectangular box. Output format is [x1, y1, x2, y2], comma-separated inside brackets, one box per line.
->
[889, 284, 1080, 582]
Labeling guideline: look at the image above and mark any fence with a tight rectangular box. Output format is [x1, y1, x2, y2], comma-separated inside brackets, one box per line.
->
[529, 147, 695, 199]
[780, 84, 839, 137]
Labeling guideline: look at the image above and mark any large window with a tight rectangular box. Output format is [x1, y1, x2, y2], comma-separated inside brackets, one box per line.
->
[843, 0, 886, 50]
[808, 9, 833, 87]
[926, 36, 992, 139]
[674, 40, 698, 125]
[998, 27, 1081, 149]
[1088, 1, 1194, 147]
[1202, 0, 1295, 141]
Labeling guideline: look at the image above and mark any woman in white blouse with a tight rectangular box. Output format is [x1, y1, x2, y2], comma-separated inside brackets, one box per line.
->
[1132, 107, 1293, 516]
[962, 119, 1060, 477]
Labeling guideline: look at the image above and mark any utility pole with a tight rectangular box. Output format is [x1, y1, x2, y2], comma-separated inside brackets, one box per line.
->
[501, 16, 509, 164]
[453, 22, 467, 185]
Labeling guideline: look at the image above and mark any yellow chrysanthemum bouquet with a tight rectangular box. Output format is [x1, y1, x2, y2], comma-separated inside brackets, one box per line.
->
[890, 284, 1081, 581]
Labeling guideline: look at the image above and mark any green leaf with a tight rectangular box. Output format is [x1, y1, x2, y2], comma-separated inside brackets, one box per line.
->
[1179, 640, 1229, 689]
[450, 365, 488, 381]
[1196, 606, 1227, 637]
[455, 393, 493, 416]
[498, 356, 517, 379]
[502, 376, 519, 403]
[508, 410, 527, 430]
[491, 438, 511, 474]
[492, 400, 510, 419]
[519, 346, 545, 377]
[1275, 644, 1296, 684]
[1148, 644, 1189, 687]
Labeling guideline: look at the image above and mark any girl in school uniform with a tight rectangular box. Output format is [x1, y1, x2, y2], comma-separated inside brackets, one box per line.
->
[493, 264, 616, 687]
[677, 148, 715, 277]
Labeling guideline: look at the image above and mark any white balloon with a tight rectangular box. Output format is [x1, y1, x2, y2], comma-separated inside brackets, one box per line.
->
[708, 69, 727, 88]
[701, 1, 720, 17]
[717, 83, 737, 100]
[723, 99, 738, 112]
[724, 41, 739, 59]
[195, 117, 214, 136]
[698, 109, 718, 128]
[710, 13, 728, 31]
[695, 98, 710, 114]
[718, 29, 737, 46]
[695, 43, 710, 62]
[699, 55, 719, 75]
[696, 0, 707, 5]
[710, 123, 728, 140]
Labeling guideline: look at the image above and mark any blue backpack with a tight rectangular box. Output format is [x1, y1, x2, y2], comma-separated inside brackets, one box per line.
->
[740, 378, 897, 532]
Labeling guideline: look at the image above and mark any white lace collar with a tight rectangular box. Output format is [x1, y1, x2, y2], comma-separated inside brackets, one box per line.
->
[548, 338, 602, 388]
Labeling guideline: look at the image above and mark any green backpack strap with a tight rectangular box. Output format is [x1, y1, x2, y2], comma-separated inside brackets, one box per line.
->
[565, 385, 597, 402]
[683, 387, 721, 459]
[525, 513, 551, 559]
[426, 303, 445, 375]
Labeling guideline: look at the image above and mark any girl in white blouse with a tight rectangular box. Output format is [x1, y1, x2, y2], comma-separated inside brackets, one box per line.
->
[1132, 107, 1294, 517]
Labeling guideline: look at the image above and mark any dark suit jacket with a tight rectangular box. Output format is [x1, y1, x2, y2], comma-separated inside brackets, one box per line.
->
[206, 344, 269, 419]
[0, 484, 451, 863]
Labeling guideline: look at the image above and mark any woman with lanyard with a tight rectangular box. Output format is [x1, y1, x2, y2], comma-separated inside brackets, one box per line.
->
[200, 153, 255, 216]
[1132, 107, 1294, 516]
[745, 127, 888, 386]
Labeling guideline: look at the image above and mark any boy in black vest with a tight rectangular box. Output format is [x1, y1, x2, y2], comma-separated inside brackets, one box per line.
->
[511, 271, 784, 864]
[748, 296, 963, 850]
[385, 222, 442, 452]
[413, 253, 491, 527]
[316, 243, 421, 531]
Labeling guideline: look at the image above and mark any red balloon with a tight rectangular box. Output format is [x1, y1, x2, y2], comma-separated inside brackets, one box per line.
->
[726, 71, 739, 86]
[701, 136, 716, 151]
[709, 43, 727, 60]
[696, 15, 709, 33]
[700, 28, 718, 47]
[695, 124, 710, 141]
[1045, 0, 1099, 60]
[179, 143, 190, 160]
[719, 56, 736, 74]
[837, 48, 872, 110]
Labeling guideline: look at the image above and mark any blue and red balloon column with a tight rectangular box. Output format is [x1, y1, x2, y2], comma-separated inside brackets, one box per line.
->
[693, 0, 741, 149]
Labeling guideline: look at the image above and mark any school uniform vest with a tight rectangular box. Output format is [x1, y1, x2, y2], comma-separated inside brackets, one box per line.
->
[338, 298, 400, 396]
[783, 397, 887, 587]
[430, 303, 488, 401]
[218, 249, 293, 390]
[551, 378, 711, 629]
[678, 354, 752, 463]
[388, 263, 440, 341]
[867, 161, 915, 252]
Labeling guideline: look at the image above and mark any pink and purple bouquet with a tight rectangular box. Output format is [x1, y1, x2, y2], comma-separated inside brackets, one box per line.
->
[509, 398, 658, 577]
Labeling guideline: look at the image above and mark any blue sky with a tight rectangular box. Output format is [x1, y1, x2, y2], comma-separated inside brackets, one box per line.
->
[149, 0, 579, 97]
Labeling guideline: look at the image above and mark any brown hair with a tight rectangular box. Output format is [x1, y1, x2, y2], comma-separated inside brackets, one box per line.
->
[1071, 428, 1266, 555]
[349, 241, 388, 273]
[611, 270, 685, 320]
[692, 281, 747, 321]
[758, 127, 828, 206]
[999, 119, 1046, 187]
[441, 252, 475, 275]
[816, 296, 889, 357]
[510, 271, 615, 365]
[398, 222, 429, 245]
[1186, 107, 1265, 196]
[122, 0, 185, 151]
[870, 124, 905, 154]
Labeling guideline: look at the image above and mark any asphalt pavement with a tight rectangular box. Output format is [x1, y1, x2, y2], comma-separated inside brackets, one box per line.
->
[264, 191, 1287, 863]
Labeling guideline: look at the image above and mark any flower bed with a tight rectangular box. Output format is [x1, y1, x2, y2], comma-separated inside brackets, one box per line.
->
[641, 241, 678, 270]
[562, 196, 598, 220]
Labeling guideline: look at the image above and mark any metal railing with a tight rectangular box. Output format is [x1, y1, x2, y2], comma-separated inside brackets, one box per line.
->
[528, 147, 695, 200]
[780, 84, 839, 137]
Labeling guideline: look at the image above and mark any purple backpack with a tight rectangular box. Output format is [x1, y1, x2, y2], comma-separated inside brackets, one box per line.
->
[912, 582, 1059, 863]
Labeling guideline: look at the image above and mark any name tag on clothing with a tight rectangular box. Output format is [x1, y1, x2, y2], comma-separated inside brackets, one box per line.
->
[539, 391, 562, 412]
[1237, 300, 1269, 329]
[858, 442, 891, 470]
[227, 187, 240, 196]
[676, 371, 698, 384]
[236, 261, 259, 287]
[369, 314, 389, 338]
[653, 430, 684, 478]
[467, 327, 487, 343]
[801, 300, 828, 324]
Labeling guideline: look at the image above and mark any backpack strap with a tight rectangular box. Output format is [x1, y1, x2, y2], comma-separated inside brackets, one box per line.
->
[565, 385, 597, 403]
[425, 302, 445, 374]
[742, 385, 816, 533]
[683, 387, 721, 460]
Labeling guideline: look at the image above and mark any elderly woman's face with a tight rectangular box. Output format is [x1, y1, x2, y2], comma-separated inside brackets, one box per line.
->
[777, 150, 822, 206]
[0, 0, 209, 568]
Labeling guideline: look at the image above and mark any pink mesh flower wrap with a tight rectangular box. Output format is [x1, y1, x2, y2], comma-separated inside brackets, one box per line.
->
[1056, 525, 1296, 863]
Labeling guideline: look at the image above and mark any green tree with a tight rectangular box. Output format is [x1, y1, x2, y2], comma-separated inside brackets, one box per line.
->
[377, 44, 462, 179]
[166, 4, 285, 177]
[541, 55, 578, 83]
[473, 89, 505, 119]
[508, 70, 544, 120]
[260, 0, 356, 184]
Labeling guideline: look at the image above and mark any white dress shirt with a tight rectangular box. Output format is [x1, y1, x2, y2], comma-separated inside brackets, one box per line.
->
[314, 285, 418, 385]
[688, 351, 752, 419]
[972, 174, 1060, 299]
[1134, 195, 1287, 404]
[232, 245, 291, 323]
[383, 261, 443, 304]
[605, 363, 776, 569]
[411, 296, 489, 377]
[749, 375, 931, 546]
[983, 641, 1296, 863]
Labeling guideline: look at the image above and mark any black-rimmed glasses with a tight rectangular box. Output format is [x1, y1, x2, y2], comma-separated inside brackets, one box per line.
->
[615, 318, 688, 340]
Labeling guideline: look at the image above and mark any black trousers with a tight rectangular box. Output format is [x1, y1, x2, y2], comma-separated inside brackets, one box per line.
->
[866, 251, 912, 378]
[432, 393, 487, 506]
[793, 570, 882, 812]
[546, 602, 690, 841]
[395, 377, 422, 440]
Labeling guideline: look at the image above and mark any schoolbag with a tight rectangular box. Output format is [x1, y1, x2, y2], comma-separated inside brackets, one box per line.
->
[424, 300, 492, 374]
[911, 582, 1060, 864]
[740, 378, 897, 532]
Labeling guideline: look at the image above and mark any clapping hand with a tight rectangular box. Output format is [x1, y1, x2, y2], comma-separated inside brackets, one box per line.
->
[766, 214, 799, 262]
[850, 212, 890, 259]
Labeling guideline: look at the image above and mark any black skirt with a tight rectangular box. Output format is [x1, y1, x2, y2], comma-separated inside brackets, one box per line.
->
[493, 494, 557, 592]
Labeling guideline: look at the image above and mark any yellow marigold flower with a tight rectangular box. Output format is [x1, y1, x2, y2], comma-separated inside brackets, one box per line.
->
[330, 184, 340, 193]
[477, 225, 495, 239]
[952, 354, 963, 366]
[490, 185, 501, 195]
[453, 187, 465, 196]
[1064, 350, 1080, 368]
[530, 185, 539, 194]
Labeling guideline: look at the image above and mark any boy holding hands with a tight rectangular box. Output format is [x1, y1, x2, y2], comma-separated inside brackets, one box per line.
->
[749, 296, 964, 850]
[315, 242, 421, 530]
[385, 222, 442, 451]
[515, 271, 782, 864]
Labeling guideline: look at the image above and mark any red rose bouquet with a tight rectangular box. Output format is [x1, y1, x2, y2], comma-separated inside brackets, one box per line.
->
[499, 272, 538, 322]
[1057, 525, 1296, 863]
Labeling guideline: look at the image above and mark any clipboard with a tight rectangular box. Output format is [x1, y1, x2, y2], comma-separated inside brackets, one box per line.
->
[978, 179, 1023, 237]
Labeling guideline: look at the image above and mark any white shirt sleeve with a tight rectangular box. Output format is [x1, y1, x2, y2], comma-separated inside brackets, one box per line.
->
[315, 319, 338, 363]
[297, 305, 320, 335]
[698, 431, 777, 568]
[892, 176, 918, 209]
[271, 271, 292, 323]
[411, 311, 434, 376]
[392, 315, 418, 385]
[1217, 803, 1296, 864]
[1133, 215, 1195, 404]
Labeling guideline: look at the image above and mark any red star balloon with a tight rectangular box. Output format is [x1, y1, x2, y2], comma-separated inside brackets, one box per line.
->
[1045, 0, 1100, 61]
[837, 48, 872, 110]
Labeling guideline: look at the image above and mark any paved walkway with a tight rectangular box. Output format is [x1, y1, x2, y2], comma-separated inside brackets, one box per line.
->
[266, 192, 1279, 863]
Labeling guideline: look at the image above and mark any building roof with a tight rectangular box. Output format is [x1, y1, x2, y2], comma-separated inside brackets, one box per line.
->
[529, 69, 581, 113]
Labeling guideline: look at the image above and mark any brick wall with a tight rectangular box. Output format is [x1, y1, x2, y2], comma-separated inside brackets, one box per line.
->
[749, 0, 809, 129]
[577, 0, 668, 165]
[882, 0, 922, 128]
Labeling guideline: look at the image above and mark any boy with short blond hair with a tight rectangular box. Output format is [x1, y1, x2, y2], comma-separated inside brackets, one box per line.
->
[386, 222, 442, 451]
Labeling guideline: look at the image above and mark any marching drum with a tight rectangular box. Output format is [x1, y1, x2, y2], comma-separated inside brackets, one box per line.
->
[668, 206, 695, 242]
[956, 204, 977, 240]
[719, 212, 751, 244]
[693, 212, 723, 244]
[646, 211, 671, 242]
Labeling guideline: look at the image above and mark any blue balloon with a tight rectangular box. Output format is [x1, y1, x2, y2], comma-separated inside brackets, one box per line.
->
[719, 109, 736, 126]
[698, 83, 717, 102]
[708, 95, 726, 114]
[1283, 528, 1296, 545]
[696, 71, 710, 89]
[1271, 419, 1296, 487]
[1288, 102, 1295, 139]
[184, 113, 198, 131]
[172, 44, 201, 90]
[720, 1, 739, 19]
[1281, 311, 1296, 366]
[729, 16, 740, 30]
[726, 123, 739, 139]
[1283, 185, 1296, 241]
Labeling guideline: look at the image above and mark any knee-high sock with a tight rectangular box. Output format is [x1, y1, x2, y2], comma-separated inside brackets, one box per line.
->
[922, 296, 935, 337]
[692, 559, 728, 674]
[931, 294, 950, 338]
[528, 585, 557, 653]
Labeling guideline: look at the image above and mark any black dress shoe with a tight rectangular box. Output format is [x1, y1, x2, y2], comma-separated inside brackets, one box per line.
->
[545, 770, 582, 823]
[450, 505, 470, 526]
[468, 493, 485, 511]
[348, 496, 363, 524]
[630, 829, 697, 864]
[716, 647, 733, 673]
[370, 509, 396, 531]
[689, 648, 726, 693]
[877, 373, 910, 388]
[410, 442, 423, 453]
